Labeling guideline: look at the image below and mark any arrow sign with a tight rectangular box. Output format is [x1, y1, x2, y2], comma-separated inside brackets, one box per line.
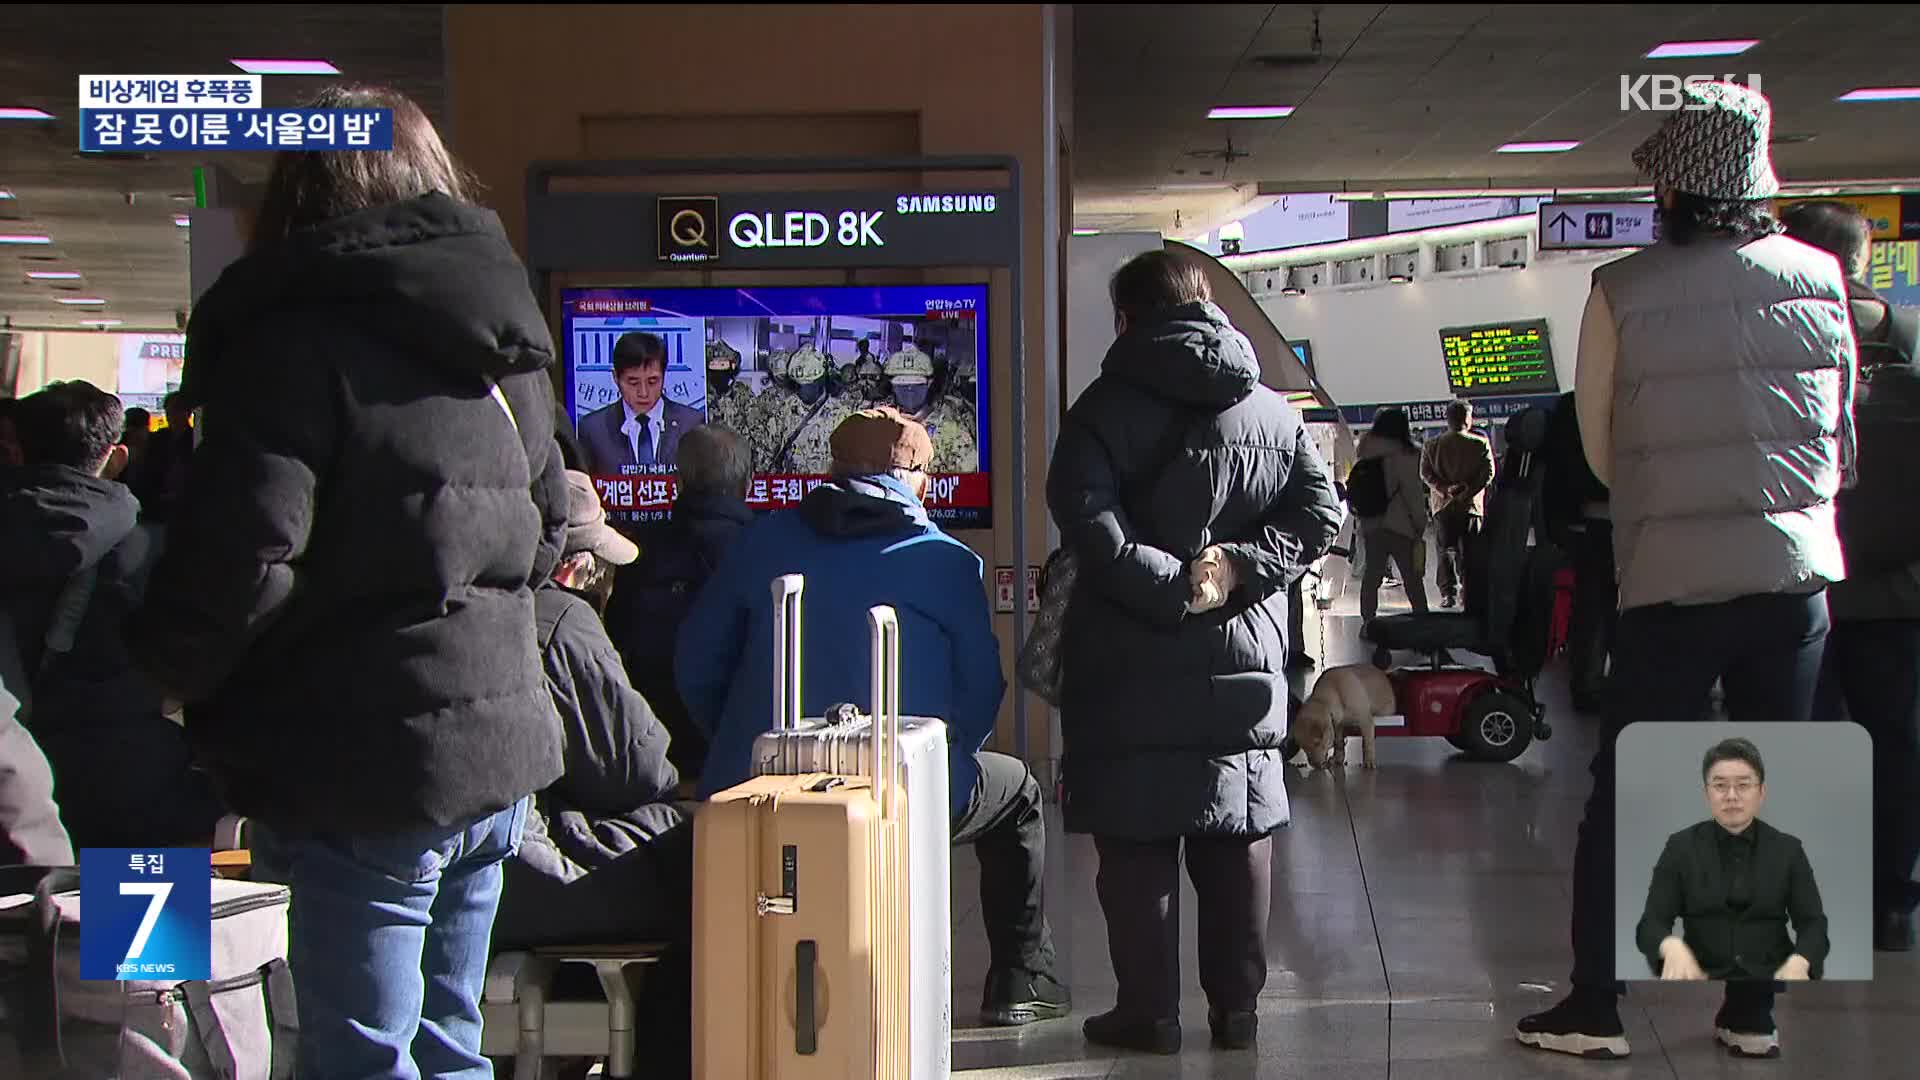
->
[1537, 201, 1658, 250]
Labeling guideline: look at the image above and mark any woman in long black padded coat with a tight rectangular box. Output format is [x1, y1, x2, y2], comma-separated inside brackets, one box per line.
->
[1048, 250, 1343, 1055]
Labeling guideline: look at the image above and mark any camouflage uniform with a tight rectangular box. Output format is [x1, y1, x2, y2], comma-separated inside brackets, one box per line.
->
[884, 342, 979, 473]
[756, 346, 852, 474]
[704, 339, 753, 434]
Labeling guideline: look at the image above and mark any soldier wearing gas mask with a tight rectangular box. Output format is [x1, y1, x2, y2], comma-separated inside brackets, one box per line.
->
[885, 337, 978, 474]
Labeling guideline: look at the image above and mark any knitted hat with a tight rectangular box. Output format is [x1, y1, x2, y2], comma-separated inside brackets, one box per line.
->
[829, 407, 934, 473]
[1631, 81, 1779, 200]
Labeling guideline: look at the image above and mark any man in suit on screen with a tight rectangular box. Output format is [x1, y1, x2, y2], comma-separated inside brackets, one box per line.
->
[579, 332, 706, 474]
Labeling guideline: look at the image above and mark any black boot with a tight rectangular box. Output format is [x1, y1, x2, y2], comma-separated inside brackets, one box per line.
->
[1083, 1010, 1181, 1055]
[981, 967, 1072, 1027]
[1208, 1009, 1257, 1050]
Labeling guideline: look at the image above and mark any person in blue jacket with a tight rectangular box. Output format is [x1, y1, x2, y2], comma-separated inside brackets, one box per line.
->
[676, 406, 1069, 1028]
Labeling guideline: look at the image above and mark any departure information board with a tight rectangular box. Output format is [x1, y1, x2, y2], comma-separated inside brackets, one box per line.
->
[1438, 319, 1559, 396]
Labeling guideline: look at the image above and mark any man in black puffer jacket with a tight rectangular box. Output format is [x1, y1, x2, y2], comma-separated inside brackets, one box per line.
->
[1048, 250, 1343, 1056]
[2, 382, 222, 849]
[125, 85, 568, 1080]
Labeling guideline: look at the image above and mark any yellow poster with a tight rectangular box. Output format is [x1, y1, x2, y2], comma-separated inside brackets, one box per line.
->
[1774, 194, 1904, 240]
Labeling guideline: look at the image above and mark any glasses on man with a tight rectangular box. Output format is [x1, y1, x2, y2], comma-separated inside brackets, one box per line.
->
[1708, 780, 1759, 797]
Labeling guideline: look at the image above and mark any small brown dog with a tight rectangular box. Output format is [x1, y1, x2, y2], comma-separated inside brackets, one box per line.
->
[1292, 663, 1397, 769]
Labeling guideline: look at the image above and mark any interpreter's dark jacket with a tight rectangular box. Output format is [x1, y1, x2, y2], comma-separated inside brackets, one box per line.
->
[1635, 818, 1830, 980]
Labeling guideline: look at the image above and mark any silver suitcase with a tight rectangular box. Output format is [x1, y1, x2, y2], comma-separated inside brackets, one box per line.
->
[751, 575, 952, 1080]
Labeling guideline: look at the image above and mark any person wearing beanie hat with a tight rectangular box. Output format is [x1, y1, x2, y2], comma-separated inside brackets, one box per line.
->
[1518, 81, 1858, 1062]
[676, 407, 1072, 1029]
[496, 465, 690, 1063]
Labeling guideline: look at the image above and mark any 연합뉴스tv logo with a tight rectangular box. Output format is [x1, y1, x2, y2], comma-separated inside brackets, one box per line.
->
[79, 848, 212, 981]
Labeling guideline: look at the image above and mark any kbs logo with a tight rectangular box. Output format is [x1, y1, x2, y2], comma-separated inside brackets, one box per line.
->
[657, 195, 719, 264]
[1620, 73, 1764, 111]
[78, 847, 212, 980]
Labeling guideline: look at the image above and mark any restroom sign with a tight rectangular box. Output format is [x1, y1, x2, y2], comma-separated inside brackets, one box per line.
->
[1537, 201, 1658, 250]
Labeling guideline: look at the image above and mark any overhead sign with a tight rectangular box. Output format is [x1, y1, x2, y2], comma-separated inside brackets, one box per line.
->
[1537, 201, 1657, 250]
[1439, 319, 1560, 397]
[530, 188, 1017, 271]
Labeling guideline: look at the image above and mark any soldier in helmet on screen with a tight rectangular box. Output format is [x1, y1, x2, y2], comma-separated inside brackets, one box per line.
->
[704, 334, 754, 435]
[886, 336, 978, 474]
[759, 342, 855, 475]
[850, 334, 887, 404]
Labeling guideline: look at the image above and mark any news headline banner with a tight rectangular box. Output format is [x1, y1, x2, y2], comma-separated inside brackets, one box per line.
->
[594, 471, 990, 525]
[81, 109, 393, 152]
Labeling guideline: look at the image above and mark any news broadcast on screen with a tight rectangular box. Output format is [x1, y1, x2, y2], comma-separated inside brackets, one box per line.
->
[562, 284, 991, 527]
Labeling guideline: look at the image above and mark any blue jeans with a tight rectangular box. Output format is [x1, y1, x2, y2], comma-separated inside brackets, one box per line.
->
[253, 800, 529, 1080]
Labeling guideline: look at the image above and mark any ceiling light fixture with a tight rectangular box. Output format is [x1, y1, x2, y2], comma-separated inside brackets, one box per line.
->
[1388, 274, 1413, 284]
[1495, 141, 1581, 154]
[231, 59, 340, 75]
[1207, 106, 1295, 120]
[1281, 286, 1306, 296]
[174, 215, 191, 227]
[1072, 228, 1100, 236]
[79, 319, 124, 327]
[0, 107, 55, 121]
[0, 234, 53, 244]
[1837, 87, 1920, 102]
[26, 270, 82, 280]
[56, 297, 107, 305]
[0, 189, 13, 200]
[1645, 40, 1760, 59]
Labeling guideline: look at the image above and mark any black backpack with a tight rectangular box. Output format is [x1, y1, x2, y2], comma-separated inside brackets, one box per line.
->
[1346, 457, 1392, 518]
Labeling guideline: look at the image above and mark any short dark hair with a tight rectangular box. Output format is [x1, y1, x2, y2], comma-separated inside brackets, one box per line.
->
[1447, 400, 1472, 430]
[1111, 250, 1212, 326]
[251, 85, 474, 252]
[16, 381, 125, 471]
[1662, 192, 1781, 248]
[123, 407, 152, 432]
[1780, 200, 1873, 282]
[563, 551, 617, 615]
[1702, 737, 1766, 785]
[612, 332, 668, 376]
[678, 424, 751, 497]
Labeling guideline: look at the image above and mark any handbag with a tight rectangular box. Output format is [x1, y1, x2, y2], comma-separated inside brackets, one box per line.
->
[1016, 410, 1203, 705]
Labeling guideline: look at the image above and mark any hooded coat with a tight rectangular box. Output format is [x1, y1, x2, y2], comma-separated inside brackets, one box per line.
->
[126, 193, 569, 833]
[1047, 301, 1343, 839]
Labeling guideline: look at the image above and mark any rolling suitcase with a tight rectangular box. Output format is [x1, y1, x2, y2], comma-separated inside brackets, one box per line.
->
[751, 575, 951, 1079]
[693, 589, 908, 1079]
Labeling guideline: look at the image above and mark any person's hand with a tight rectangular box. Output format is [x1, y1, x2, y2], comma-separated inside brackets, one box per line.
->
[1185, 547, 1237, 615]
[1659, 937, 1707, 981]
[1774, 954, 1811, 981]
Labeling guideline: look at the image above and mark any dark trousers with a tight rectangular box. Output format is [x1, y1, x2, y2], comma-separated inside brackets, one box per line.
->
[1093, 834, 1273, 1020]
[1360, 525, 1429, 624]
[1435, 506, 1479, 601]
[1815, 619, 1920, 917]
[951, 751, 1056, 973]
[1566, 522, 1618, 703]
[1568, 591, 1829, 999]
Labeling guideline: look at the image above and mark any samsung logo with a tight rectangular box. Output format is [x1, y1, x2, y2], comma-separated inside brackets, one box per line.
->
[896, 194, 998, 215]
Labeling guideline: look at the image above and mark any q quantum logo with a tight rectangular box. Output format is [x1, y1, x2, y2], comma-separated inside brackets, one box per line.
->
[657, 195, 720, 264]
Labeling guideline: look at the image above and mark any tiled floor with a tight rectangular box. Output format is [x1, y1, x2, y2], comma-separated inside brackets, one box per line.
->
[951, 557, 1920, 1079]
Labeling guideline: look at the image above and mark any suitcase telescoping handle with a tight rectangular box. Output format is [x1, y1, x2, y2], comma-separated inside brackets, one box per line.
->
[771, 574, 805, 732]
[867, 605, 902, 822]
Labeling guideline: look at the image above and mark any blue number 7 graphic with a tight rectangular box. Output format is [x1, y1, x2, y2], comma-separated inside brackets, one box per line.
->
[121, 881, 173, 960]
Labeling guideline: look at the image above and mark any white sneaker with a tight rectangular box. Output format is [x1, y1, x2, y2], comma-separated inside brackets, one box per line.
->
[1715, 1026, 1781, 1059]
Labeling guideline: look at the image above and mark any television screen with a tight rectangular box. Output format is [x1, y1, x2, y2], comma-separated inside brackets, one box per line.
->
[562, 284, 991, 527]
[1438, 319, 1559, 397]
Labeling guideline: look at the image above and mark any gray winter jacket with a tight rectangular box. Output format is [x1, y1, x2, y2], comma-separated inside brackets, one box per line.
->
[1355, 433, 1429, 541]
[1594, 234, 1854, 611]
[1047, 302, 1343, 839]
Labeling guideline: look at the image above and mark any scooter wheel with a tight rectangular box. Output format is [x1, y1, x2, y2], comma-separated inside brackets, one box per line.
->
[1534, 720, 1553, 740]
[1460, 690, 1533, 763]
